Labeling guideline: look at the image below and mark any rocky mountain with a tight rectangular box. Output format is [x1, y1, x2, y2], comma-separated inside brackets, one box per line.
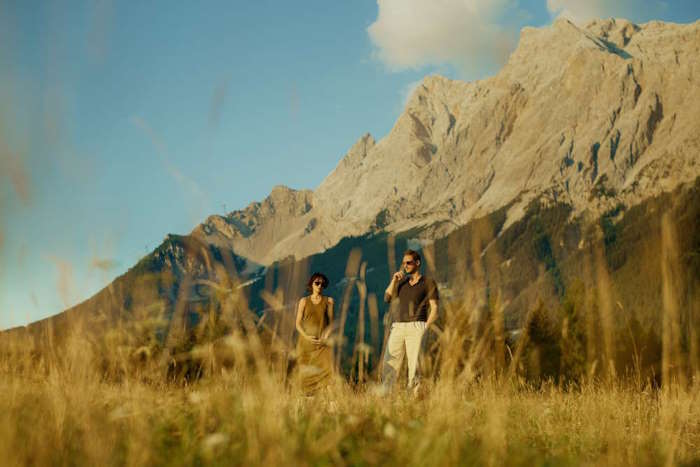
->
[193, 17, 700, 266]
[3, 17, 698, 381]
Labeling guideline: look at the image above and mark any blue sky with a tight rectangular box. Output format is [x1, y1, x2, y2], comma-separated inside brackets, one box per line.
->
[1, 0, 698, 329]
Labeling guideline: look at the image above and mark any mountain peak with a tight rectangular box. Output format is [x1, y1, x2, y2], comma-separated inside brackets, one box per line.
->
[270, 184, 295, 194]
[584, 17, 641, 49]
[552, 15, 579, 30]
[196, 18, 700, 266]
[349, 132, 375, 155]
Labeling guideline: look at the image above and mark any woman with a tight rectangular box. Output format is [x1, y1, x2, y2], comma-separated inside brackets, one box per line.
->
[295, 272, 335, 396]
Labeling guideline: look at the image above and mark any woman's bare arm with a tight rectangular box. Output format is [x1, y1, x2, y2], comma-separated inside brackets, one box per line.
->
[321, 297, 334, 341]
[327, 297, 334, 322]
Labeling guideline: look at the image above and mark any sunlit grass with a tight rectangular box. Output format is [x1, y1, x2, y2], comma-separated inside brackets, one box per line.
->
[0, 370, 698, 466]
[1, 188, 698, 466]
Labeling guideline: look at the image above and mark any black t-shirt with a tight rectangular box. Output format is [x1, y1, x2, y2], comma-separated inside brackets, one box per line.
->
[384, 275, 439, 322]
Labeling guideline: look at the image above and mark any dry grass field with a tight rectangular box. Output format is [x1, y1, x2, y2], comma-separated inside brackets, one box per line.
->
[1, 213, 698, 467]
[0, 359, 698, 466]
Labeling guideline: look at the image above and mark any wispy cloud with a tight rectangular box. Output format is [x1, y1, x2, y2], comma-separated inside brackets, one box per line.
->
[367, 0, 522, 78]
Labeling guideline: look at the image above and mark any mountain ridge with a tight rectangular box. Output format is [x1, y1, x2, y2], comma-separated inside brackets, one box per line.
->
[2, 17, 698, 343]
[191, 17, 700, 266]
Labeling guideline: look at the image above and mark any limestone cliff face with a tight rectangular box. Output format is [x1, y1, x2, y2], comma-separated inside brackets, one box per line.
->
[193, 18, 700, 265]
[191, 185, 314, 265]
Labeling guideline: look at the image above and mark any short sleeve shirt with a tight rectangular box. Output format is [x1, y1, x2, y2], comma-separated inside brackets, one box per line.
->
[385, 276, 439, 322]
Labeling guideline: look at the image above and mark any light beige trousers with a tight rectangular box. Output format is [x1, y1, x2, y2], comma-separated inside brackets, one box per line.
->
[381, 321, 427, 392]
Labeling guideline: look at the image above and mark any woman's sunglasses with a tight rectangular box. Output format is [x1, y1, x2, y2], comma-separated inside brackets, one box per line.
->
[313, 280, 324, 286]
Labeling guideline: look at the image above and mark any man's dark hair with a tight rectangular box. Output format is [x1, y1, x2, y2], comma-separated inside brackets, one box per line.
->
[403, 249, 421, 265]
[306, 272, 329, 292]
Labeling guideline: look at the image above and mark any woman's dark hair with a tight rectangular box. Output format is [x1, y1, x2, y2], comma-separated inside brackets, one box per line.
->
[306, 272, 329, 292]
[403, 249, 421, 265]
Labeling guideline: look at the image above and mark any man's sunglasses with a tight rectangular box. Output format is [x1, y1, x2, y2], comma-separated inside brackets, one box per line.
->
[402, 260, 415, 266]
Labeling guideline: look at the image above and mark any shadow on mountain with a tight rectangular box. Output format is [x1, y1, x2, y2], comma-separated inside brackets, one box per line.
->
[2, 178, 698, 386]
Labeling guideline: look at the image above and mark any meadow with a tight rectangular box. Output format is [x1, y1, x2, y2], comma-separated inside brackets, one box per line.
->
[1, 201, 698, 466]
[1, 347, 698, 466]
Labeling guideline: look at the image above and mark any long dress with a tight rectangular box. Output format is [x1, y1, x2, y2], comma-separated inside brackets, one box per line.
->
[296, 295, 334, 395]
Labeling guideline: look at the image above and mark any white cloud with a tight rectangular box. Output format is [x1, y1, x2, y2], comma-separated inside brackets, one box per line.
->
[367, 0, 521, 78]
[546, 0, 651, 25]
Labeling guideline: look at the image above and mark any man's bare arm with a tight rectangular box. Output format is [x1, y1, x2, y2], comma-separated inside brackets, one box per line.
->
[384, 271, 404, 303]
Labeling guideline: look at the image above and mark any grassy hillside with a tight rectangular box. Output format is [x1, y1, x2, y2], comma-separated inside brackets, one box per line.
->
[1, 180, 698, 466]
[2, 179, 697, 385]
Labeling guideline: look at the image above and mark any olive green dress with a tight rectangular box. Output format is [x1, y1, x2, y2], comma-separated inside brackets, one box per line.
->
[296, 295, 334, 395]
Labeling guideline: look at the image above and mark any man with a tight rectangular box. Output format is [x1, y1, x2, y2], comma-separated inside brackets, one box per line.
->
[381, 249, 439, 394]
